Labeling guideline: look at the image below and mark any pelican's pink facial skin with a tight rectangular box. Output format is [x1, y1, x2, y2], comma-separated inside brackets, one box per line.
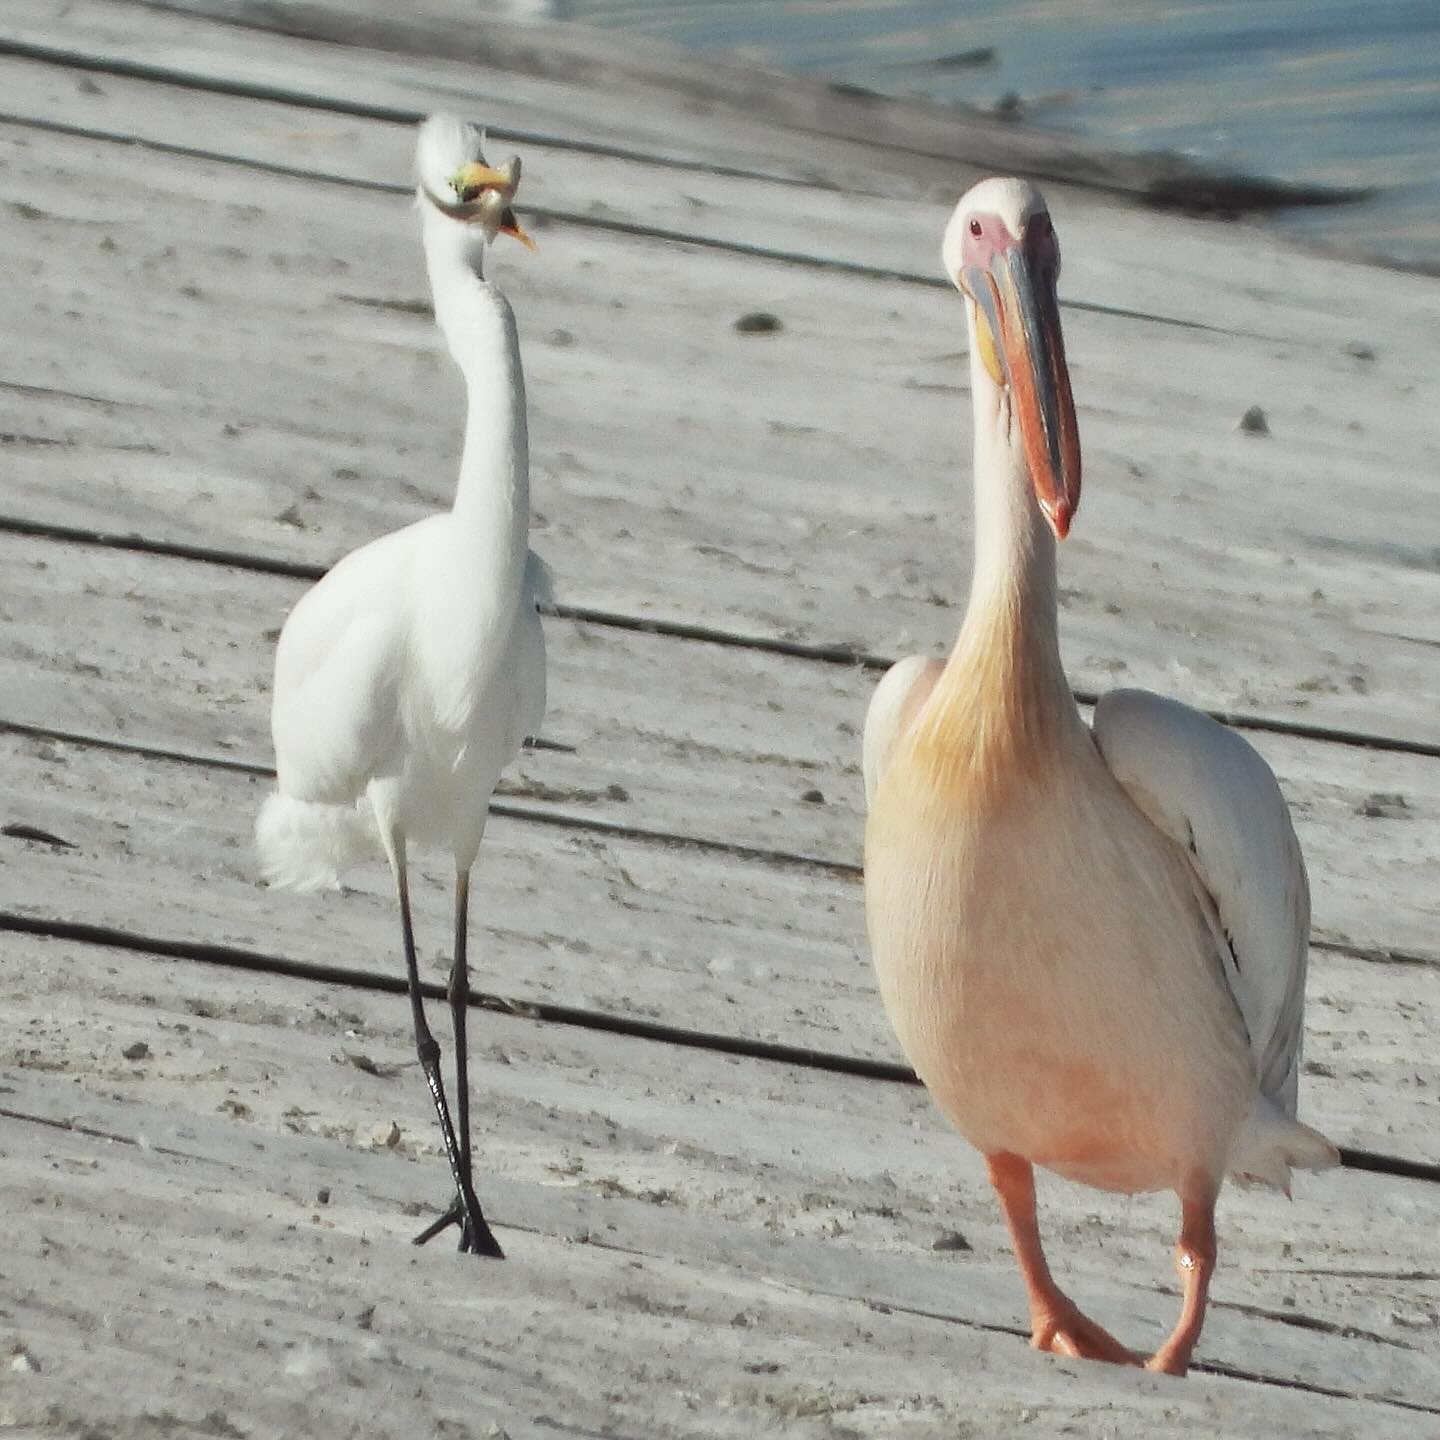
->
[959, 210, 1059, 272]
[956, 207, 1080, 540]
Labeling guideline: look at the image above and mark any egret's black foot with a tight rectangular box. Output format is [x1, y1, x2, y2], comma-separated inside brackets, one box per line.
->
[412, 1192, 504, 1258]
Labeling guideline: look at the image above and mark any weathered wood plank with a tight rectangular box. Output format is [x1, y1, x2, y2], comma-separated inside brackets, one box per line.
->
[4, 533, 1440, 961]
[0, 726, 877, 1049]
[8, 1127, 1425, 1440]
[0, 0, 839, 186]
[3, 122, 1439, 751]
[7, 39, 1436, 349]
[5, 931, 1438, 1420]
[2, 731, 1436, 1164]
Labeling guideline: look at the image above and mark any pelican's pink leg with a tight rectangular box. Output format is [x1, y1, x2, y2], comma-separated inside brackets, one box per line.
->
[987, 1154, 1140, 1366]
[1146, 1194, 1218, 1377]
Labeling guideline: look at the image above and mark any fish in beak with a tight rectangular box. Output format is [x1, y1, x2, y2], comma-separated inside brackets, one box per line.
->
[422, 156, 536, 250]
[493, 205, 536, 251]
[961, 218, 1080, 539]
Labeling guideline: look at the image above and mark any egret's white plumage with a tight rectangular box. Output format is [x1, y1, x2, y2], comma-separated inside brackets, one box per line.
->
[257, 114, 545, 1257]
[863, 176, 1335, 1374]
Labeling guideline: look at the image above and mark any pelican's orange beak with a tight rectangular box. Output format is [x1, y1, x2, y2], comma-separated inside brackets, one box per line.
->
[963, 231, 1081, 539]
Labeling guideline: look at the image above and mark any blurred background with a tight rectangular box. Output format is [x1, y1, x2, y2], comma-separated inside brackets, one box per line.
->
[483, 0, 1440, 272]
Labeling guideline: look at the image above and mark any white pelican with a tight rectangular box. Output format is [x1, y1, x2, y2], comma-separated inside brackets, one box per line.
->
[256, 114, 543, 1260]
[862, 178, 1337, 1374]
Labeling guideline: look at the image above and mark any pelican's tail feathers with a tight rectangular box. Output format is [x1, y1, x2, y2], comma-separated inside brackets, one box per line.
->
[255, 790, 374, 892]
[1227, 1094, 1340, 1195]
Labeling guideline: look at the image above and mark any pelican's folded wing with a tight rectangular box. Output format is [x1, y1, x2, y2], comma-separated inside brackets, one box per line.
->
[862, 656, 943, 807]
[1091, 688, 1309, 1118]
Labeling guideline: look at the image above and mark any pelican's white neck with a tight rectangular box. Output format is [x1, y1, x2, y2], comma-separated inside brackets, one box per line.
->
[963, 322, 1057, 617]
[943, 298, 1073, 735]
[420, 203, 529, 576]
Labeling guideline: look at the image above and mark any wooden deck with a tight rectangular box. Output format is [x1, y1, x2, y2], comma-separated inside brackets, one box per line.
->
[2, 2, 1439, 1434]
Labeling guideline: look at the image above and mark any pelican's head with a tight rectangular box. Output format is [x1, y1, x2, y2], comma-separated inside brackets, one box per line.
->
[942, 177, 1080, 539]
[416, 113, 535, 250]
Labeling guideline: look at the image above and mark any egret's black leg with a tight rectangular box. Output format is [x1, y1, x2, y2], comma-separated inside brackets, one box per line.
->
[452, 870, 474, 1174]
[390, 843, 503, 1259]
[444, 868, 487, 1253]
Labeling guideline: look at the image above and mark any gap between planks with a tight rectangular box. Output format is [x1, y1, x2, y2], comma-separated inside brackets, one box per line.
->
[9, 922, 1439, 1414]
[3, 908, 1436, 1188]
[5, 511, 1440, 766]
[2, 710, 1436, 979]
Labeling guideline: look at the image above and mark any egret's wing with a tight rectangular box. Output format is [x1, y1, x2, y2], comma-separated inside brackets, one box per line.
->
[862, 656, 943, 807]
[510, 560, 548, 751]
[524, 547, 556, 609]
[1092, 688, 1309, 1117]
[269, 530, 414, 804]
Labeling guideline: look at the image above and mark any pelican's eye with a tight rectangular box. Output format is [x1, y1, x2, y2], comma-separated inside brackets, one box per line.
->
[969, 218, 982, 238]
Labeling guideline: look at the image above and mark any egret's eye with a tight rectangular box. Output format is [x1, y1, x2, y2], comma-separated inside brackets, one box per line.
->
[969, 218, 982, 238]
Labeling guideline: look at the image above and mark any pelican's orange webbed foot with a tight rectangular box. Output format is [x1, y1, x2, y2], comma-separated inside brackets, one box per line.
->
[1033, 1302, 1140, 1366]
[987, 1153, 1144, 1369]
[1145, 1341, 1193, 1377]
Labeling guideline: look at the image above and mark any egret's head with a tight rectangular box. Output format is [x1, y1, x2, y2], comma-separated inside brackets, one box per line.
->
[942, 177, 1080, 539]
[416, 113, 534, 250]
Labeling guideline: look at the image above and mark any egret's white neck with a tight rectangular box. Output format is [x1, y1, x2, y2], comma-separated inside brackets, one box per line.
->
[941, 302, 1074, 742]
[421, 205, 529, 580]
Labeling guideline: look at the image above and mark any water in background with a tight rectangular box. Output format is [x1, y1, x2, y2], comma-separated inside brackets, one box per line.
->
[517, 0, 1440, 272]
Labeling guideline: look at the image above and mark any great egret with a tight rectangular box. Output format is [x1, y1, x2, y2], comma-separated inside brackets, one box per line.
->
[862, 177, 1336, 1373]
[257, 114, 545, 1260]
